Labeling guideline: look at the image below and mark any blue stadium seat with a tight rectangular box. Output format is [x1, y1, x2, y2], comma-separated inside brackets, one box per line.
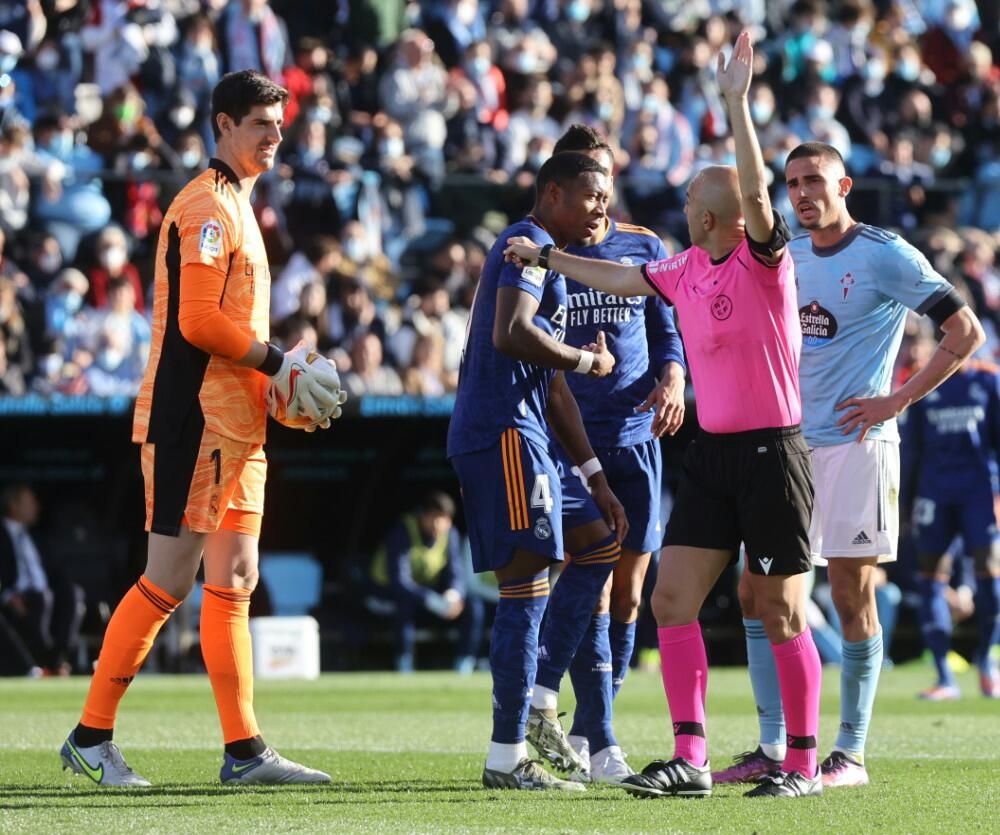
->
[259, 553, 323, 616]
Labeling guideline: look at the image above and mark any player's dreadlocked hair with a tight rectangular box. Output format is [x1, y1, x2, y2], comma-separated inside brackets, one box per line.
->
[553, 124, 614, 168]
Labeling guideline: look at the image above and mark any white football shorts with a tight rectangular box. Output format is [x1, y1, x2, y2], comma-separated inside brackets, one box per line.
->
[809, 439, 899, 564]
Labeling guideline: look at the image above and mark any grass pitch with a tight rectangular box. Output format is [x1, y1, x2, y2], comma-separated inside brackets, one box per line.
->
[1, 663, 997, 833]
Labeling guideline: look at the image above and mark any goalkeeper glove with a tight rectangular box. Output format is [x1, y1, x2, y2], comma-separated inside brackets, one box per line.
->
[260, 340, 341, 423]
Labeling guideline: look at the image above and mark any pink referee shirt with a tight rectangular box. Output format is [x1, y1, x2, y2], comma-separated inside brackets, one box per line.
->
[641, 239, 802, 434]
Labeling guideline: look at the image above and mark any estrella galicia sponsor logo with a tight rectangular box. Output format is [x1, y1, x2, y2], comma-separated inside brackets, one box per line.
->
[800, 300, 838, 345]
[711, 294, 733, 320]
[110, 675, 135, 687]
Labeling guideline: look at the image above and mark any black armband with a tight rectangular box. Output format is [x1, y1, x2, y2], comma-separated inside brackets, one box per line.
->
[257, 342, 284, 376]
[922, 287, 966, 327]
[746, 209, 792, 259]
[537, 243, 554, 269]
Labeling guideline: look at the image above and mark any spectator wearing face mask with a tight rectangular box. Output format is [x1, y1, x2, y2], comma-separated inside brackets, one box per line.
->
[272, 235, 342, 322]
[218, 0, 290, 81]
[27, 36, 81, 119]
[837, 48, 893, 172]
[85, 226, 144, 314]
[175, 11, 221, 149]
[338, 220, 396, 300]
[29, 114, 113, 262]
[44, 269, 94, 361]
[786, 83, 853, 163]
[23, 233, 65, 296]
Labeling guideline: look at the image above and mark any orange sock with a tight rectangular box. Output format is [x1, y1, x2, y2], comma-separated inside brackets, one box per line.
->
[80, 576, 180, 729]
[200, 584, 260, 743]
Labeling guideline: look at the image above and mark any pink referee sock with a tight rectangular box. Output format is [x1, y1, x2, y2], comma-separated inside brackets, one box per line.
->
[772, 628, 822, 778]
[658, 622, 708, 766]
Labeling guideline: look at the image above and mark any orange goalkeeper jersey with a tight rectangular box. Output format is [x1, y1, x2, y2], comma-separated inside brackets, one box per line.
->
[133, 159, 272, 446]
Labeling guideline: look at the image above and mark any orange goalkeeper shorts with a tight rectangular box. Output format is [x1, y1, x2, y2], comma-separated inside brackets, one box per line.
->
[141, 428, 266, 538]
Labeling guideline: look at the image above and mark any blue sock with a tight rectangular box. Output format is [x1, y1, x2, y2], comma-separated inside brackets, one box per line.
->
[570, 617, 634, 740]
[744, 618, 786, 748]
[490, 571, 549, 744]
[974, 575, 1000, 672]
[919, 577, 955, 686]
[535, 533, 620, 693]
[836, 631, 884, 757]
[567, 613, 615, 752]
[609, 617, 636, 698]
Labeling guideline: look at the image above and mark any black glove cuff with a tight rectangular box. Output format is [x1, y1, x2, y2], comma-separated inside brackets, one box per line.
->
[257, 342, 284, 376]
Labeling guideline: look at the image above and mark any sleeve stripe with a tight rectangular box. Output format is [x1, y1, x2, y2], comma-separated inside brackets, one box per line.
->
[640, 264, 673, 305]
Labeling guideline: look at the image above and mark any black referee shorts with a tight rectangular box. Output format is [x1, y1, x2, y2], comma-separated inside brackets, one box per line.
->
[663, 425, 814, 576]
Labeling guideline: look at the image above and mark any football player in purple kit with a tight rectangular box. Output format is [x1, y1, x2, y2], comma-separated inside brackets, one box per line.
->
[525, 125, 686, 785]
[902, 346, 1000, 701]
[447, 151, 629, 791]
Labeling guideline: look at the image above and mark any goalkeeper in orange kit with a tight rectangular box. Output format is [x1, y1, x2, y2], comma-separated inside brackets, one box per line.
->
[60, 70, 345, 787]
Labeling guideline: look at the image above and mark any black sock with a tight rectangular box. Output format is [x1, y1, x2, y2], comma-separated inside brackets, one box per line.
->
[225, 735, 267, 760]
[73, 723, 113, 748]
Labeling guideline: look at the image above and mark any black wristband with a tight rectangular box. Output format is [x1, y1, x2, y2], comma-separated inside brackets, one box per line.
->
[257, 342, 284, 376]
[538, 243, 553, 269]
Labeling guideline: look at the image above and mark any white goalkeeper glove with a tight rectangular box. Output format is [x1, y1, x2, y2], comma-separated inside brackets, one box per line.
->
[260, 340, 342, 423]
[303, 389, 348, 432]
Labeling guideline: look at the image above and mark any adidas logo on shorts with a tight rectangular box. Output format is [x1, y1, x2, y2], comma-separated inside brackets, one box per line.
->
[851, 531, 873, 546]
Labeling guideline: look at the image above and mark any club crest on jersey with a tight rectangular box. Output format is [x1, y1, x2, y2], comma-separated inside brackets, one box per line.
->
[840, 272, 855, 301]
[800, 300, 838, 345]
[711, 294, 733, 320]
[619, 256, 634, 266]
[534, 516, 552, 540]
[199, 220, 223, 257]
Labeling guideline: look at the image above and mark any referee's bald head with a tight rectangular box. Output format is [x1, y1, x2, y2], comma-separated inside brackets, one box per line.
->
[689, 166, 743, 224]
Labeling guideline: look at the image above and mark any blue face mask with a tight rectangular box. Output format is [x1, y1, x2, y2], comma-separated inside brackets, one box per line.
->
[808, 105, 835, 121]
[0, 55, 16, 75]
[308, 106, 333, 124]
[751, 102, 773, 124]
[930, 147, 952, 168]
[632, 54, 650, 72]
[468, 57, 490, 77]
[45, 132, 73, 159]
[897, 60, 920, 82]
[863, 60, 886, 83]
[515, 52, 537, 75]
[566, 0, 589, 23]
[598, 101, 614, 121]
[641, 94, 661, 115]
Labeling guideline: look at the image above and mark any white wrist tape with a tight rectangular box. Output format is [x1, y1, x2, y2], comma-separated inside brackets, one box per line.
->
[574, 350, 595, 374]
[579, 457, 603, 480]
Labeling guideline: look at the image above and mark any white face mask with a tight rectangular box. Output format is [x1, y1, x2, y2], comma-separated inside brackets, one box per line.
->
[36, 48, 59, 72]
[101, 247, 127, 273]
[344, 238, 368, 262]
[38, 251, 62, 273]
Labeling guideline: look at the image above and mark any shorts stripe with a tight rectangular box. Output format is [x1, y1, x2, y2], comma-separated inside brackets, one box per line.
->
[502, 429, 529, 531]
[876, 443, 886, 533]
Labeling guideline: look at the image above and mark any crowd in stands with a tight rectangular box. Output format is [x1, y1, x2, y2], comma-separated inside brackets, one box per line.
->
[1, 0, 999, 401]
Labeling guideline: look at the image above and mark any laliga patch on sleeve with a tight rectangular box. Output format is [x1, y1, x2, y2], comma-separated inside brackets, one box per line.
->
[521, 265, 546, 287]
[199, 220, 224, 257]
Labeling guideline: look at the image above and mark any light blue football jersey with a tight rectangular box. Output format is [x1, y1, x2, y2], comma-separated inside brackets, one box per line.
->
[791, 224, 955, 447]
